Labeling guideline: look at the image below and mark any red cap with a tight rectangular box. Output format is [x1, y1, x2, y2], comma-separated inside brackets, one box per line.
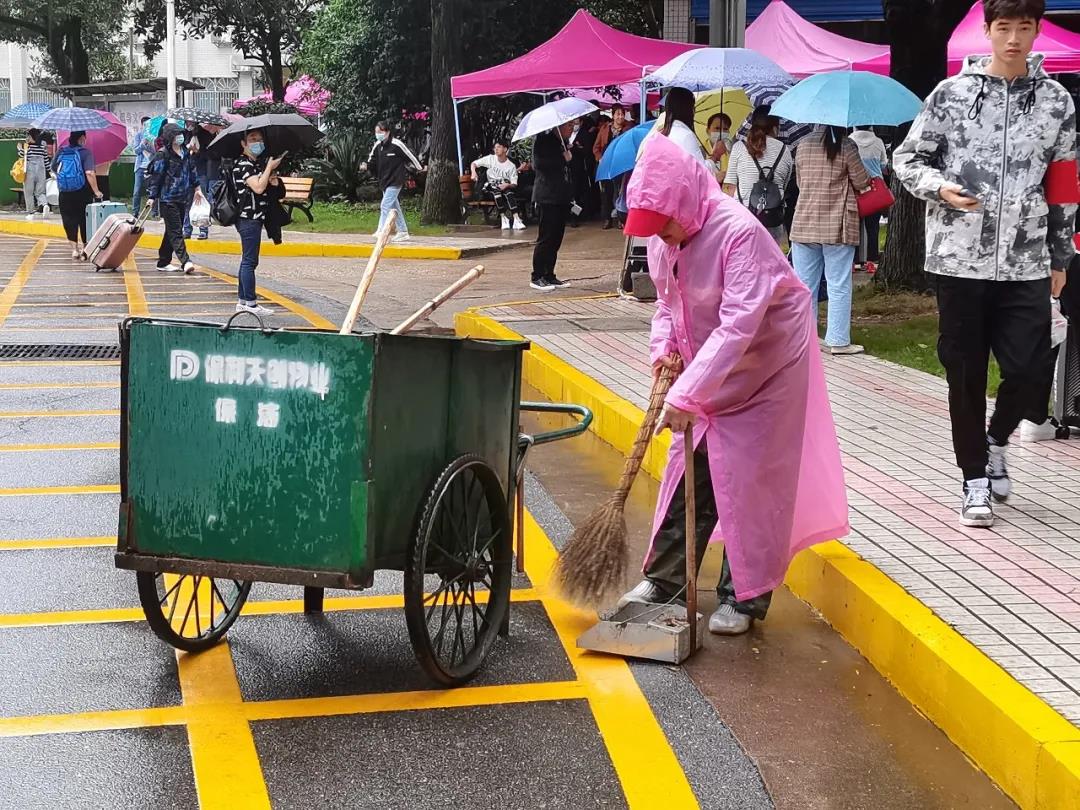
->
[623, 208, 670, 237]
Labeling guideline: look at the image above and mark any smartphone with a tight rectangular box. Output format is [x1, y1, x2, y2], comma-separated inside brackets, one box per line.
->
[957, 187, 979, 199]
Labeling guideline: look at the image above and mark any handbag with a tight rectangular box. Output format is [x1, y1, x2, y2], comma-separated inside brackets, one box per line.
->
[211, 160, 240, 227]
[10, 157, 25, 184]
[857, 176, 895, 218]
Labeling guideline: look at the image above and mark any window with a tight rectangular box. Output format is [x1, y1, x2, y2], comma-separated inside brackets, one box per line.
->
[192, 76, 240, 113]
[0, 79, 9, 114]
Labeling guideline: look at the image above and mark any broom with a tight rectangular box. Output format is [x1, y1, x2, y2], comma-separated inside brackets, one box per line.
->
[554, 354, 681, 607]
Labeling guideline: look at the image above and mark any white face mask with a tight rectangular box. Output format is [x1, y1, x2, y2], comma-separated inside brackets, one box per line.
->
[708, 132, 722, 145]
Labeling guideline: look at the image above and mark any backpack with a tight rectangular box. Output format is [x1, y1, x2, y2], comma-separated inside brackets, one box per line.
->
[55, 147, 87, 193]
[211, 159, 240, 227]
[743, 144, 787, 229]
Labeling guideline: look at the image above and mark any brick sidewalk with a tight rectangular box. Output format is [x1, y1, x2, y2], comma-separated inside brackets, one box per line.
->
[481, 295, 1080, 727]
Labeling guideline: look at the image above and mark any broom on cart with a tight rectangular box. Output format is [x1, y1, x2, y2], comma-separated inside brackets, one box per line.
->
[554, 354, 681, 607]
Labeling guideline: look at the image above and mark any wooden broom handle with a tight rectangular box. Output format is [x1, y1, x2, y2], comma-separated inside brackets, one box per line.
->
[684, 427, 697, 652]
[339, 219, 395, 335]
[611, 354, 681, 505]
[390, 265, 485, 335]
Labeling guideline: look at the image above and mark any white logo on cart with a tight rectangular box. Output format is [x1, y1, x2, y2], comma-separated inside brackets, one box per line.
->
[256, 402, 281, 429]
[170, 350, 200, 381]
[215, 398, 237, 424]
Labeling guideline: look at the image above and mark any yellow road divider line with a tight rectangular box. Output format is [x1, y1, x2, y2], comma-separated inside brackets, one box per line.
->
[0, 536, 114, 550]
[0, 706, 187, 739]
[0, 239, 45, 328]
[123, 253, 149, 317]
[0, 382, 118, 391]
[0, 442, 118, 452]
[0, 484, 120, 496]
[198, 266, 336, 330]
[0, 409, 120, 419]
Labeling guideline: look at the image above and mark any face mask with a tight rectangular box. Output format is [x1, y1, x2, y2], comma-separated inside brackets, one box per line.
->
[248, 141, 265, 157]
[708, 132, 722, 145]
[175, 134, 185, 146]
[375, 131, 387, 142]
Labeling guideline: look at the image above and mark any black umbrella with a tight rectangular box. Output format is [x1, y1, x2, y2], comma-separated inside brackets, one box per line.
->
[167, 107, 231, 127]
[206, 113, 321, 158]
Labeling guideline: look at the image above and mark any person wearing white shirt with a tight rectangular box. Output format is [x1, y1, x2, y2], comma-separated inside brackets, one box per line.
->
[850, 127, 889, 270]
[650, 87, 708, 167]
[471, 139, 526, 230]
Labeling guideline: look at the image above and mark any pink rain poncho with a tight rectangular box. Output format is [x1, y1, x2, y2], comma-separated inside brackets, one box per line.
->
[627, 135, 849, 600]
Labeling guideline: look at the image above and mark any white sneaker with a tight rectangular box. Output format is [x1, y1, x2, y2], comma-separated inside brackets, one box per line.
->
[529, 279, 555, 292]
[960, 478, 994, 528]
[512, 215, 526, 230]
[616, 580, 678, 610]
[25, 213, 36, 221]
[182, 262, 196, 275]
[708, 604, 753, 635]
[1019, 419, 1059, 442]
[500, 215, 511, 230]
[390, 233, 411, 244]
[986, 442, 1011, 503]
[236, 302, 274, 316]
[42, 204, 50, 217]
[156, 263, 181, 272]
[828, 343, 865, 355]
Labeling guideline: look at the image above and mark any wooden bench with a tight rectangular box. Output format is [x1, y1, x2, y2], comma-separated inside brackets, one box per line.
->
[281, 176, 315, 222]
[459, 174, 500, 226]
[9, 188, 24, 208]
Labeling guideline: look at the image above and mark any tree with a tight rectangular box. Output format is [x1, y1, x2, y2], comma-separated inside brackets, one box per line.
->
[421, 0, 463, 224]
[877, 0, 971, 291]
[0, 1, 127, 84]
[582, 0, 664, 37]
[135, 0, 318, 101]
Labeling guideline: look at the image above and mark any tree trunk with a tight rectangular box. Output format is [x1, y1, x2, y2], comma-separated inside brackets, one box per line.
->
[877, 0, 971, 292]
[268, 24, 286, 102]
[422, 0, 463, 225]
[47, 18, 91, 84]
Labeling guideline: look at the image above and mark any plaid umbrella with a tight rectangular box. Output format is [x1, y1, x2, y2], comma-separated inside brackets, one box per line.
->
[0, 102, 54, 129]
[31, 107, 111, 132]
[167, 107, 230, 127]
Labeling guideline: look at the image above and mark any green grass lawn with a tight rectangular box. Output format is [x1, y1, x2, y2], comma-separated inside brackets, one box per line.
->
[823, 285, 1003, 394]
[283, 200, 449, 236]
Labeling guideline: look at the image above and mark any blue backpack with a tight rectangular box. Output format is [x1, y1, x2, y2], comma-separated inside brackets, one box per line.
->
[55, 147, 86, 192]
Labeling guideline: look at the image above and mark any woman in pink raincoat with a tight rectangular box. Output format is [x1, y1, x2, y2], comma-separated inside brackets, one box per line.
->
[617, 135, 849, 635]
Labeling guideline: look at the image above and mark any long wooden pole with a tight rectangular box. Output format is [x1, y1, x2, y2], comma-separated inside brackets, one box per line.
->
[339, 219, 396, 335]
[684, 427, 697, 653]
[390, 265, 485, 335]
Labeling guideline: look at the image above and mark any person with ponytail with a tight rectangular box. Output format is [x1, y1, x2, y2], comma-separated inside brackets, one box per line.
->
[789, 125, 871, 355]
[653, 86, 707, 166]
[723, 105, 792, 245]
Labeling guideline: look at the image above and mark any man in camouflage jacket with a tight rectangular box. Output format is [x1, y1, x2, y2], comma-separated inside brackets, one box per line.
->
[894, 0, 1075, 528]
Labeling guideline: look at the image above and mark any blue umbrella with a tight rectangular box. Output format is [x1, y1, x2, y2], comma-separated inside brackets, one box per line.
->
[596, 122, 655, 181]
[769, 71, 924, 128]
[31, 106, 111, 132]
[0, 102, 54, 129]
[146, 115, 168, 137]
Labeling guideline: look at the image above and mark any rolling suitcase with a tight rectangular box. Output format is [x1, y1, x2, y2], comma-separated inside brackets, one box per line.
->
[85, 201, 127, 239]
[84, 203, 152, 272]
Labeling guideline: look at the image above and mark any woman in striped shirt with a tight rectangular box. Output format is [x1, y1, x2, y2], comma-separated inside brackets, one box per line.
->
[723, 108, 793, 246]
[19, 129, 52, 217]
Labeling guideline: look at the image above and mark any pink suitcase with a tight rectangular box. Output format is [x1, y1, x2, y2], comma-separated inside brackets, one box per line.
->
[84, 204, 152, 272]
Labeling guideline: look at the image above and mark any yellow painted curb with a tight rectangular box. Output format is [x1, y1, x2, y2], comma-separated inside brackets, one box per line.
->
[0, 219, 462, 261]
[455, 307, 1080, 810]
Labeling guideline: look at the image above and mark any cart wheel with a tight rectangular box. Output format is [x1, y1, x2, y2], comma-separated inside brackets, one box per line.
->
[405, 454, 512, 686]
[137, 572, 251, 653]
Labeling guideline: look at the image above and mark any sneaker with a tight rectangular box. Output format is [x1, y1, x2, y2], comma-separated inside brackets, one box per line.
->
[986, 442, 1011, 502]
[529, 279, 555, 292]
[42, 204, 50, 217]
[500, 215, 511, 230]
[708, 604, 753, 636]
[182, 230, 193, 239]
[25, 213, 36, 221]
[546, 276, 571, 288]
[156, 263, 181, 272]
[828, 343, 865, 355]
[865, 261, 877, 275]
[960, 478, 995, 527]
[390, 233, 411, 244]
[236, 302, 274, 316]
[616, 580, 679, 610]
[197, 229, 209, 240]
[512, 215, 526, 230]
[1019, 418, 1060, 443]
[71, 247, 81, 259]
[183, 262, 196, 275]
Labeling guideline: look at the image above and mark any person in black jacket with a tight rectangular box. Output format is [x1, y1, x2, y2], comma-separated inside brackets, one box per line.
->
[362, 120, 424, 243]
[530, 121, 575, 291]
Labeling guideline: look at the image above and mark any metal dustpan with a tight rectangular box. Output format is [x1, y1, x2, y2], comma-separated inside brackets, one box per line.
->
[577, 601, 703, 664]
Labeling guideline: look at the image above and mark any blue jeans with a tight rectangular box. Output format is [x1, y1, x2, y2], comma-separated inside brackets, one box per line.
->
[132, 167, 146, 215]
[377, 185, 408, 236]
[236, 217, 262, 304]
[791, 242, 856, 347]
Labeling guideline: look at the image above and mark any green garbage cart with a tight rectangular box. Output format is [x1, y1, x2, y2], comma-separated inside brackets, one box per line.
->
[114, 315, 591, 686]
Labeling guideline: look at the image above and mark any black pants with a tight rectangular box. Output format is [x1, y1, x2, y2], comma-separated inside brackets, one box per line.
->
[95, 175, 110, 201]
[157, 201, 191, 268]
[485, 185, 519, 216]
[58, 187, 92, 244]
[599, 180, 618, 222]
[861, 213, 881, 262]
[532, 203, 567, 283]
[935, 274, 1052, 481]
[643, 442, 773, 620]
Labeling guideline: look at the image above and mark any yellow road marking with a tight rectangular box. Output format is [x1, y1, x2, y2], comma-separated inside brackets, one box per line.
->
[0, 239, 45, 328]
[0, 409, 119, 418]
[522, 513, 699, 808]
[0, 484, 119, 496]
[0, 536, 113, 550]
[0, 706, 187, 739]
[0, 381, 118, 391]
[124, 252, 149, 317]
[0, 442, 118, 452]
[198, 266, 336, 329]
[243, 680, 586, 723]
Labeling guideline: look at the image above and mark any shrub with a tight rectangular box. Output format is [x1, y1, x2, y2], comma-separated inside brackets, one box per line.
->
[306, 130, 377, 203]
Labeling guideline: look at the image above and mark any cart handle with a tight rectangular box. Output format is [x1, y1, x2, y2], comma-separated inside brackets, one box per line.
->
[519, 401, 593, 446]
[221, 310, 275, 334]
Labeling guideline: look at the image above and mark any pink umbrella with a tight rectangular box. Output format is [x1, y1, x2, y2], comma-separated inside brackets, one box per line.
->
[58, 111, 128, 163]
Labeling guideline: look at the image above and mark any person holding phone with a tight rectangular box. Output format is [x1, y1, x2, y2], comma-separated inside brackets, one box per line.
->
[231, 129, 284, 315]
[894, 0, 1076, 528]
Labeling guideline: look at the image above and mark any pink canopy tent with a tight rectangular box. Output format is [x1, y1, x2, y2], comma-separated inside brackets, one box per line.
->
[450, 10, 700, 99]
[233, 75, 330, 116]
[945, 2, 1080, 74]
[745, 1, 890, 77]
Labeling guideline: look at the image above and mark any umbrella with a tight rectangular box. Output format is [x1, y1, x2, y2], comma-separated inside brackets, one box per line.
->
[693, 88, 754, 148]
[595, 122, 654, 181]
[0, 102, 53, 129]
[769, 70, 924, 127]
[206, 113, 321, 158]
[57, 111, 128, 163]
[145, 115, 169, 138]
[512, 97, 598, 142]
[644, 48, 792, 93]
[31, 106, 111, 131]
[736, 81, 813, 145]
[167, 107, 230, 127]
